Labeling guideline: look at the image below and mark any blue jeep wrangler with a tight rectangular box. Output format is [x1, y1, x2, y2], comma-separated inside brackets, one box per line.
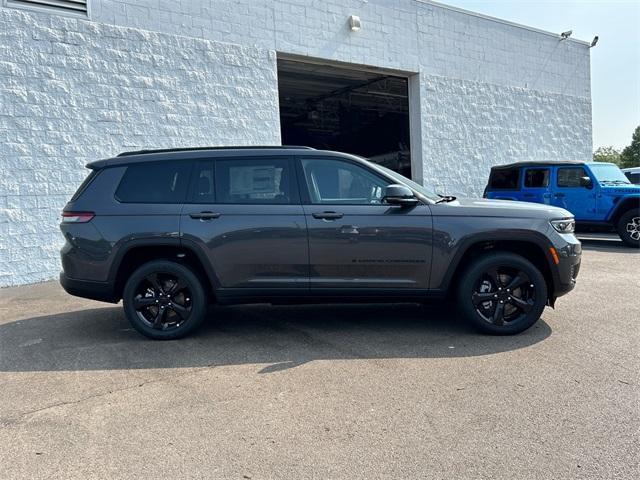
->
[484, 161, 640, 247]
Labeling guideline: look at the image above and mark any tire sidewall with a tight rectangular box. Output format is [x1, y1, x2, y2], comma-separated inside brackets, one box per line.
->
[457, 252, 548, 335]
[123, 260, 207, 340]
[617, 210, 640, 248]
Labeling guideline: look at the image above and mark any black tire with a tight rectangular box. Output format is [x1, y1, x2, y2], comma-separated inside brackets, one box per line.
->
[123, 260, 207, 340]
[457, 252, 547, 335]
[617, 210, 640, 248]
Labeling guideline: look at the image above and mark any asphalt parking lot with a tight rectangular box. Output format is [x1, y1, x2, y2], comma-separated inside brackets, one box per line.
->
[0, 236, 638, 479]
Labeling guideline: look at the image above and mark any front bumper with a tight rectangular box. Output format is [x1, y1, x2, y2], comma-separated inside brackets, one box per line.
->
[552, 238, 582, 298]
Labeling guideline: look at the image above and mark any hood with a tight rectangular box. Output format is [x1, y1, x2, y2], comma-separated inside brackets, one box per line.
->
[599, 185, 640, 195]
[430, 197, 572, 219]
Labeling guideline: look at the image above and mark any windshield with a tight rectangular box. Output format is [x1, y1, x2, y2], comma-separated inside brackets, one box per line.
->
[374, 164, 440, 202]
[589, 163, 631, 184]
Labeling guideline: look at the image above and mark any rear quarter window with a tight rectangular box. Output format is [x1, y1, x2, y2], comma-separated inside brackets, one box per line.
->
[70, 169, 100, 202]
[115, 161, 191, 203]
[489, 169, 520, 190]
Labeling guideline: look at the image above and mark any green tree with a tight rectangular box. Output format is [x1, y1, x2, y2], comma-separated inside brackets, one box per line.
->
[593, 145, 621, 164]
[619, 126, 640, 168]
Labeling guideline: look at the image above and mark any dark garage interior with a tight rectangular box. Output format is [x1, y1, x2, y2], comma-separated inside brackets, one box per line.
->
[277, 58, 412, 178]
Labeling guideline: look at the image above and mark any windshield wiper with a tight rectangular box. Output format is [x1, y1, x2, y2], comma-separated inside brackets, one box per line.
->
[435, 194, 457, 204]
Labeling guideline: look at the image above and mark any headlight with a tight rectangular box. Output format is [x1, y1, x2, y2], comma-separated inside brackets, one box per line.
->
[550, 218, 575, 233]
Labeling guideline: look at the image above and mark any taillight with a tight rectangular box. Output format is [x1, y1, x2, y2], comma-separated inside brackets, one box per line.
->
[62, 211, 94, 223]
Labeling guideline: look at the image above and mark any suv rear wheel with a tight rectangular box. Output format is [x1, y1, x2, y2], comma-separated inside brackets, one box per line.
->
[123, 260, 207, 340]
[457, 252, 547, 335]
[617, 210, 640, 248]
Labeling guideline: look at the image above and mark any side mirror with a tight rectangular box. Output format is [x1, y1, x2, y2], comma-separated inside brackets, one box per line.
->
[383, 184, 419, 207]
[579, 176, 593, 189]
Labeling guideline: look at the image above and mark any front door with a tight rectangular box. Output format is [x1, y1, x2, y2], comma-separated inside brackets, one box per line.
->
[180, 157, 308, 291]
[551, 166, 598, 220]
[298, 157, 433, 291]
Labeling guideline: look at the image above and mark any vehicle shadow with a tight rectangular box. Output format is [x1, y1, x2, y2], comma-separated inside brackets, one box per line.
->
[0, 302, 552, 373]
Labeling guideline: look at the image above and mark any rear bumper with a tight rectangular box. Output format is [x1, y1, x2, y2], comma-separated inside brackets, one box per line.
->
[59, 273, 118, 303]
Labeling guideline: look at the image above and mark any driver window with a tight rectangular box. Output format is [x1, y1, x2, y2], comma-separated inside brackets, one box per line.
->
[301, 159, 390, 205]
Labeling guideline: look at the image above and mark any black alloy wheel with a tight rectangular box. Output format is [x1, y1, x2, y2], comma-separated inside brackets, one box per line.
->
[123, 261, 207, 340]
[458, 252, 547, 335]
[133, 272, 192, 331]
[471, 266, 535, 326]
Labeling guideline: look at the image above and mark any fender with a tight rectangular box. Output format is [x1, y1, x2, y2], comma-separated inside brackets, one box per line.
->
[606, 194, 640, 223]
[437, 229, 560, 294]
[106, 236, 181, 285]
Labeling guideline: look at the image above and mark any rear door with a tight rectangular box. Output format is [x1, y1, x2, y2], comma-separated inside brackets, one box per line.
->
[551, 166, 598, 220]
[298, 156, 433, 292]
[180, 156, 309, 292]
[521, 167, 551, 204]
[485, 168, 521, 200]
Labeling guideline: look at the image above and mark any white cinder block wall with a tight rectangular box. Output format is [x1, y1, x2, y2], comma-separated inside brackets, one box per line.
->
[0, 0, 592, 287]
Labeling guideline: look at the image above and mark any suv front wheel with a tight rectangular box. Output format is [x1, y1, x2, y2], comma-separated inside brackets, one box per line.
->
[123, 260, 207, 340]
[457, 252, 548, 335]
[617, 210, 640, 248]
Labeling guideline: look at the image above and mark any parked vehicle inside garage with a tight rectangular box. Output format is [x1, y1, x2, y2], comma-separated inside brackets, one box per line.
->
[484, 161, 640, 247]
[60, 147, 582, 339]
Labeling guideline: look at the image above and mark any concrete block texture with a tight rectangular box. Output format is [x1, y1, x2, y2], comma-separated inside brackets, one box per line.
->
[0, 8, 280, 287]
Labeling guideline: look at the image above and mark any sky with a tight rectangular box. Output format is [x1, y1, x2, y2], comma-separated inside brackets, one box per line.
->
[441, 0, 640, 150]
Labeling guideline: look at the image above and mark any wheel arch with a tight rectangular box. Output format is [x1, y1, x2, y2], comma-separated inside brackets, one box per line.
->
[441, 236, 557, 302]
[110, 239, 219, 302]
[609, 196, 640, 224]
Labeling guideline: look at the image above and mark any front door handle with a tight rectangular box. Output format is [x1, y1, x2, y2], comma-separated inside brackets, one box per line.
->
[554, 193, 565, 198]
[189, 211, 220, 220]
[312, 212, 344, 220]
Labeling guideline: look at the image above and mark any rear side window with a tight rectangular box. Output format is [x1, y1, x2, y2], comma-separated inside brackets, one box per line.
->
[215, 157, 294, 204]
[524, 168, 550, 188]
[115, 161, 191, 203]
[489, 169, 520, 190]
[557, 167, 588, 188]
[70, 169, 100, 201]
[188, 161, 215, 203]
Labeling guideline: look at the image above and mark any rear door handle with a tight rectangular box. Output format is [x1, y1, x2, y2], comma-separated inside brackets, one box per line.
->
[189, 211, 220, 220]
[312, 212, 344, 220]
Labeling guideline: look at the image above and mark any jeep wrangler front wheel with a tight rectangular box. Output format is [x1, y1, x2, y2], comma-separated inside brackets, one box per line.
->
[457, 252, 548, 335]
[617, 210, 640, 248]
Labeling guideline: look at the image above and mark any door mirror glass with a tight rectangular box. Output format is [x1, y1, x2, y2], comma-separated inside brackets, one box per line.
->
[383, 184, 418, 207]
[579, 176, 593, 189]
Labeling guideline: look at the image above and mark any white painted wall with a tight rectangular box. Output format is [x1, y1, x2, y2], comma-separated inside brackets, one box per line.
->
[0, 8, 280, 286]
[0, 1, 593, 287]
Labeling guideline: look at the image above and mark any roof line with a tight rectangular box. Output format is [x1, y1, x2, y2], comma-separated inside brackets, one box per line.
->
[414, 0, 591, 46]
[117, 145, 315, 157]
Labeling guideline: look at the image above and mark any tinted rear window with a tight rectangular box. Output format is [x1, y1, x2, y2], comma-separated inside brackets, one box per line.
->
[70, 170, 100, 202]
[524, 168, 550, 188]
[215, 157, 294, 204]
[489, 169, 520, 190]
[115, 161, 191, 203]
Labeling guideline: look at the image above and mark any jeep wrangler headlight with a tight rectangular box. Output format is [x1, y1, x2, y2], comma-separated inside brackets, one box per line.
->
[550, 218, 576, 233]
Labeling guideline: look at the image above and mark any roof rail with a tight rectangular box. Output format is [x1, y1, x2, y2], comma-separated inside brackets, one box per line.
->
[117, 145, 315, 157]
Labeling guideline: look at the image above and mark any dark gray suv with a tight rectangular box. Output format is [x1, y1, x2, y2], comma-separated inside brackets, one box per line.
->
[60, 146, 582, 339]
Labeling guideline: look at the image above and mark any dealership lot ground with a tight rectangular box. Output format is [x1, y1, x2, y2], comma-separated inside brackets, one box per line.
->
[1, 237, 638, 479]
